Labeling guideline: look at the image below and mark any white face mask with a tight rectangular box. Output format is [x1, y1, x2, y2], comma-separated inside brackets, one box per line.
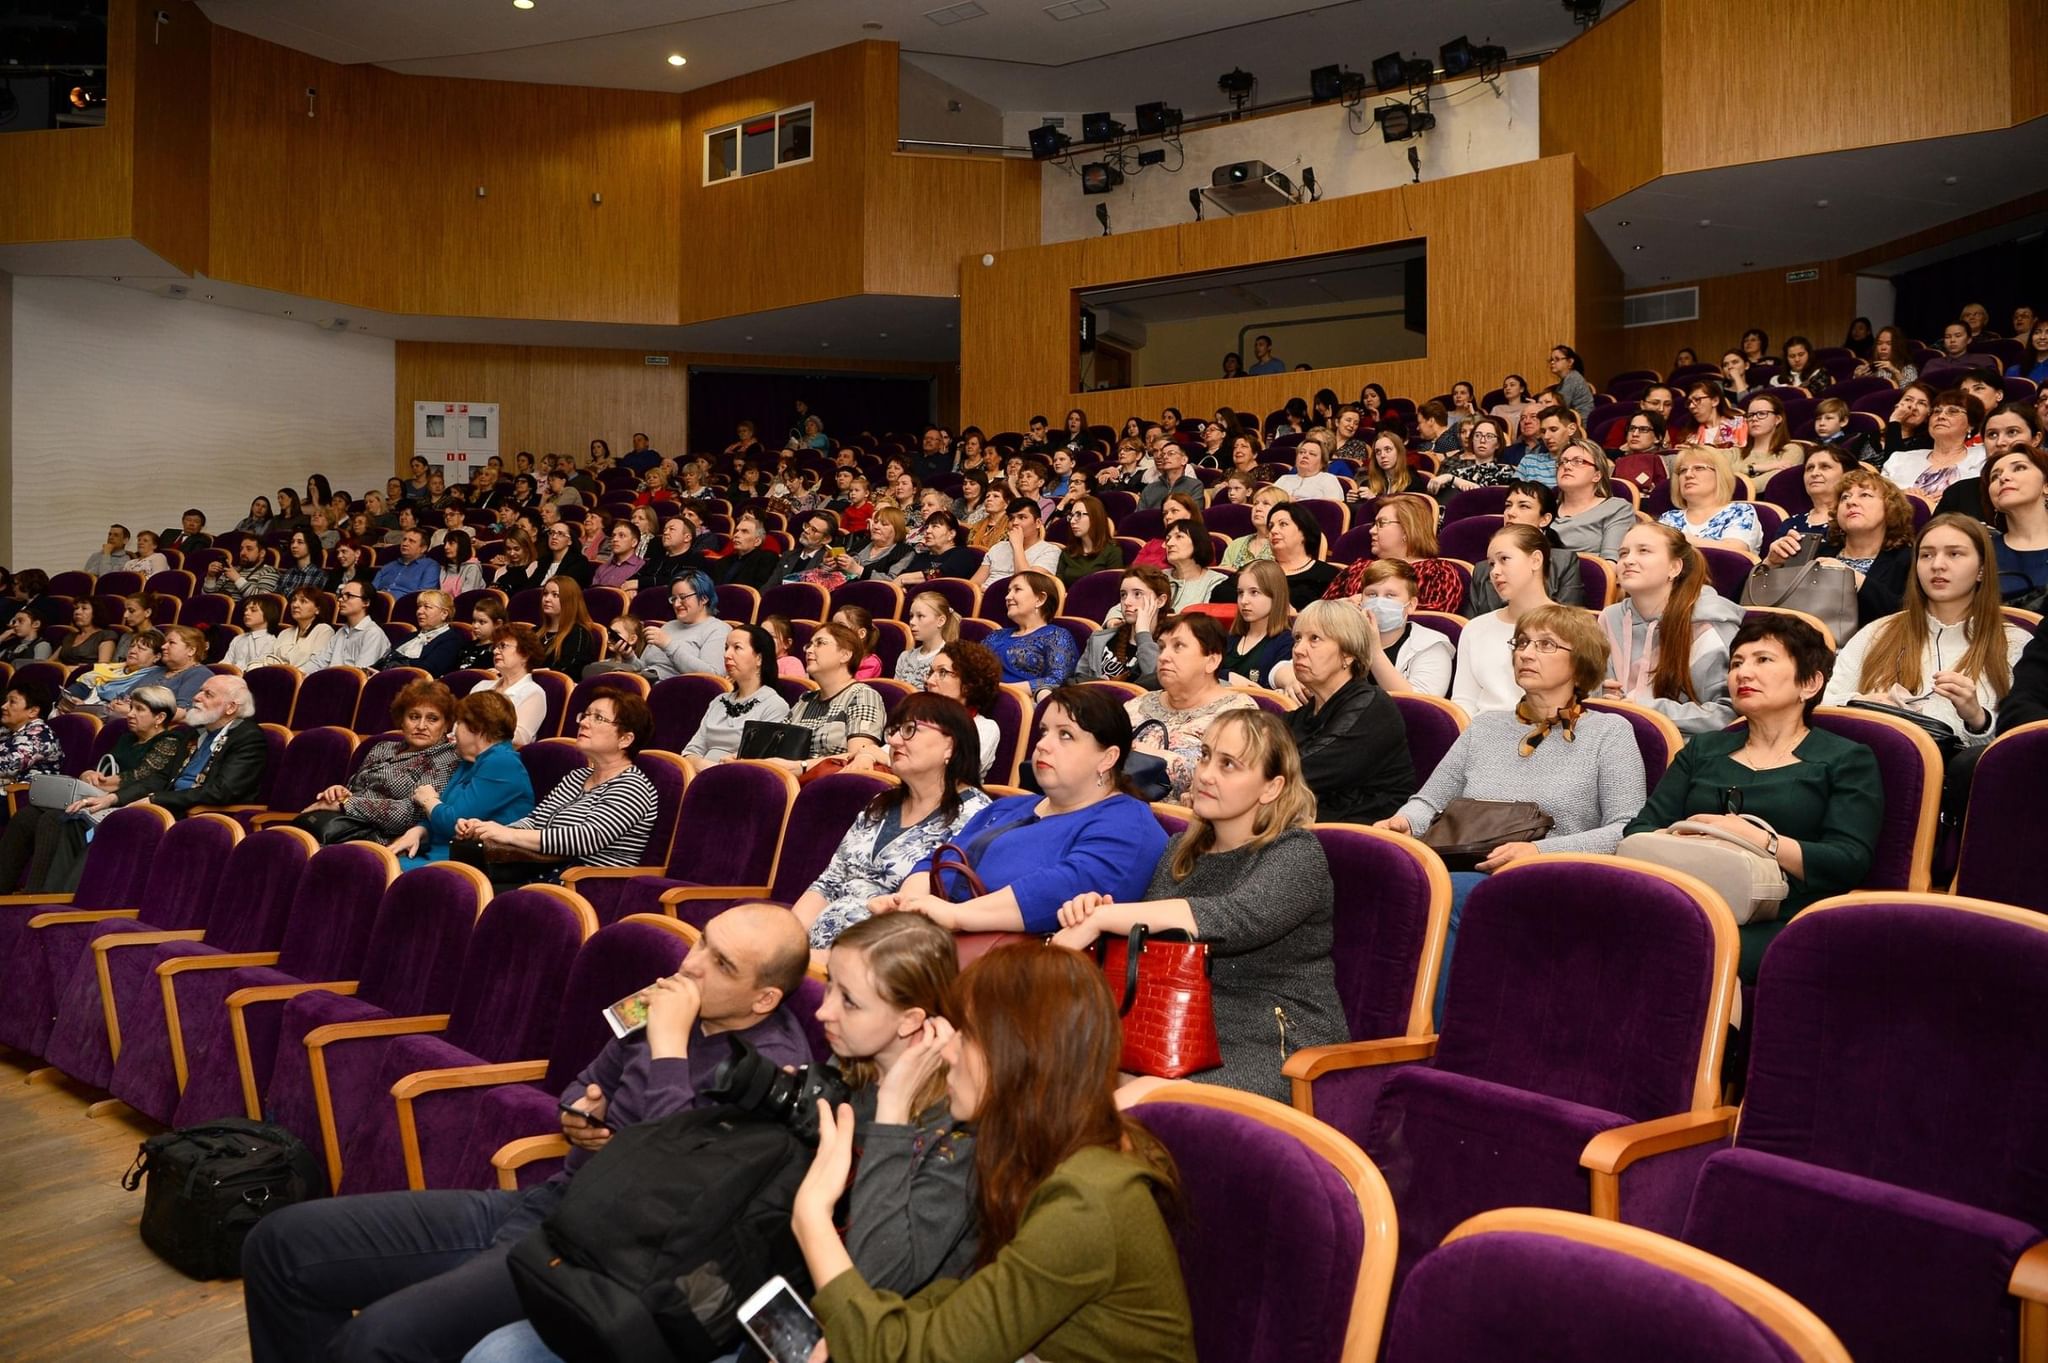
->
[1361, 596, 1407, 632]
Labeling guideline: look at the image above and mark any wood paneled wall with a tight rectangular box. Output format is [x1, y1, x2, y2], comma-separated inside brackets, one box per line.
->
[1539, 0, 1662, 210]
[1606, 261, 1859, 379]
[130, 0, 211, 275]
[959, 156, 1598, 432]
[0, 0, 137, 246]
[394, 342, 957, 472]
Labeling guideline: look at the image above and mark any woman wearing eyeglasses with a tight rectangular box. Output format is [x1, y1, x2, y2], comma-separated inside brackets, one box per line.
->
[468, 622, 548, 747]
[1682, 379, 1747, 451]
[1881, 388, 1987, 501]
[1660, 449, 1765, 554]
[1610, 410, 1673, 497]
[1549, 441, 1636, 558]
[1736, 392, 1805, 482]
[1378, 605, 1644, 1015]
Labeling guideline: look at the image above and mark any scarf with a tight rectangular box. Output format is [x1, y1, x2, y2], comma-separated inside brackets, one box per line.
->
[1516, 694, 1584, 757]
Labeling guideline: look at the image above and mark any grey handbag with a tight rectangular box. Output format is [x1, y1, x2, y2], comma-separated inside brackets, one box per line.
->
[1617, 814, 1789, 925]
[1740, 538, 1859, 645]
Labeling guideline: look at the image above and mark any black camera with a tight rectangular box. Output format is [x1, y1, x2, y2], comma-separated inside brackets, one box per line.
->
[704, 1036, 852, 1145]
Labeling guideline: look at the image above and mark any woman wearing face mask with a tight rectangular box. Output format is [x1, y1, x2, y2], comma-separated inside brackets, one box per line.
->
[1600, 524, 1742, 734]
[795, 695, 994, 952]
[1461, 481, 1586, 615]
[791, 939, 1192, 1363]
[1882, 389, 1986, 500]
[1221, 560, 1294, 688]
[1282, 599, 1418, 824]
[1451, 524, 1558, 718]
[1078, 568, 1170, 686]
[1052, 709, 1346, 1103]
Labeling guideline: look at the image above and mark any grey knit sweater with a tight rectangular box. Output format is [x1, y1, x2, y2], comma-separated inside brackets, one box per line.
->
[1396, 709, 1646, 853]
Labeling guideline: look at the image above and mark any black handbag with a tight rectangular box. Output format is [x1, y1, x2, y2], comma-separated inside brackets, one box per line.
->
[121, 1118, 326, 1279]
[737, 719, 813, 761]
[1124, 718, 1174, 803]
[1844, 698, 1962, 760]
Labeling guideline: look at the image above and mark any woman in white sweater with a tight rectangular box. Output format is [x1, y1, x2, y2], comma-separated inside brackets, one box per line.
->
[1451, 523, 1557, 717]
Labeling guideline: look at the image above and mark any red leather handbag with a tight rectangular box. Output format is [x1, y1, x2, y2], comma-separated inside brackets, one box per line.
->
[1100, 926, 1221, 1079]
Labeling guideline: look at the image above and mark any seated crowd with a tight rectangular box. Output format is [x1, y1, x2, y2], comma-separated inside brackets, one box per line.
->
[5, 305, 2048, 1363]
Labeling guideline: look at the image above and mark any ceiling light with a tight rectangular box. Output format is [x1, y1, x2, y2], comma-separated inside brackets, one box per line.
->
[666, 54, 686, 67]
[1028, 125, 1070, 160]
[1616, 219, 1631, 227]
[1563, 0, 1604, 26]
[1080, 112, 1124, 143]
[1080, 162, 1124, 194]
[925, 1, 987, 24]
[1134, 101, 1181, 136]
[1310, 65, 1367, 105]
[1438, 37, 1477, 77]
[1217, 67, 1256, 117]
[512, 0, 533, 8]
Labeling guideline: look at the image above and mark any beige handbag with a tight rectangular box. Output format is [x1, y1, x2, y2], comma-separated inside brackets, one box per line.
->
[1617, 815, 1789, 925]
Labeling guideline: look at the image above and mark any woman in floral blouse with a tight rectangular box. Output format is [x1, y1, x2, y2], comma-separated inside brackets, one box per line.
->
[984, 571, 1078, 694]
[293, 679, 458, 843]
[0, 678, 64, 784]
[793, 693, 992, 956]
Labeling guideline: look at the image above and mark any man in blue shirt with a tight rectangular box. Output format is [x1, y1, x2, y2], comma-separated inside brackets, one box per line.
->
[1246, 334, 1287, 375]
[621, 431, 661, 474]
[373, 530, 442, 597]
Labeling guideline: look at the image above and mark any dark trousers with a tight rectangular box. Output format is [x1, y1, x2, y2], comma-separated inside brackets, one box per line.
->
[241, 1182, 564, 1363]
[0, 804, 66, 892]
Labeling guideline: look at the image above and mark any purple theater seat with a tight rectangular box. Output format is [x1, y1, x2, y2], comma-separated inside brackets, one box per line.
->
[714, 583, 760, 624]
[1295, 857, 1736, 1297]
[1388, 1209, 1842, 1363]
[561, 671, 650, 734]
[355, 666, 429, 733]
[517, 737, 589, 805]
[1680, 895, 2048, 1363]
[104, 827, 317, 1122]
[1204, 502, 1253, 538]
[1133, 1086, 1397, 1363]
[1951, 722, 2048, 911]
[0, 805, 175, 1058]
[1437, 515, 1502, 564]
[291, 666, 366, 731]
[1581, 698, 1682, 794]
[243, 664, 301, 727]
[168, 843, 403, 1127]
[759, 582, 828, 624]
[1575, 553, 1615, 607]
[1698, 546, 1756, 602]
[1441, 486, 1509, 524]
[530, 669, 572, 739]
[1806, 706, 1941, 891]
[917, 577, 978, 623]
[40, 814, 245, 1087]
[984, 685, 1029, 786]
[1062, 569, 1124, 625]
[1389, 694, 1466, 785]
[581, 587, 626, 627]
[395, 913, 696, 1191]
[44, 712, 101, 779]
[332, 884, 598, 1193]
[244, 726, 356, 829]
[647, 673, 730, 753]
[507, 588, 544, 625]
[259, 862, 496, 1185]
[830, 579, 903, 626]
[558, 750, 690, 925]
[588, 763, 803, 925]
[1298, 498, 1349, 546]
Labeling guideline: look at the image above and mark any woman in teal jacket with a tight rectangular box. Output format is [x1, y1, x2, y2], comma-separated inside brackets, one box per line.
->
[388, 690, 535, 869]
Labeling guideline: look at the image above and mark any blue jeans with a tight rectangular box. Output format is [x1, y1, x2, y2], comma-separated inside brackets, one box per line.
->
[463, 1322, 745, 1363]
[1432, 871, 1488, 1030]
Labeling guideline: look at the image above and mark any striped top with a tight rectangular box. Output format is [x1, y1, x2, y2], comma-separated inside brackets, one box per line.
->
[509, 763, 659, 867]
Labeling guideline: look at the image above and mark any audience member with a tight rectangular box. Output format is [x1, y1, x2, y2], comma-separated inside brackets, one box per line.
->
[770, 621, 887, 770]
[1856, 325, 1917, 383]
[1627, 616, 1880, 980]
[1452, 524, 1559, 717]
[1124, 613, 1255, 803]
[470, 622, 548, 747]
[0, 677, 62, 785]
[1660, 448, 1764, 552]
[84, 524, 131, 576]
[1328, 494, 1465, 611]
[1221, 559, 1294, 687]
[1883, 389, 1985, 500]
[893, 592, 958, 689]
[970, 499, 1061, 588]
[1549, 343, 1595, 418]
[221, 598, 280, 671]
[1275, 433, 1345, 501]
[1282, 599, 1417, 822]
[204, 537, 282, 601]
[1139, 442, 1202, 510]
[0, 609, 51, 665]
[296, 680, 458, 844]
[1793, 467, 1916, 628]
[920, 639, 1003, 779]
[714, 512, 784, 590]
[1055, 497, 1121, 584]
[0, 683, 178, 892]
[1987, 445, 2048, 604]
[1462, 481, 1586, 614]
[596, 570, 725, 681]
[1264, 502, 1339, 609]
[309, 581, 391, 671]
[984, 571, 1077, 693]
[386, 689, 534, 868]
[1548, 441, 1635, 556]
[1601, 524, 1741, 733]
[679, 623, 791, 763]
[535, 578, 598, 680]
[1771, 441, 1858, 542]
[1878, 381, 1937, 457]
[1360, 430, 1420, 499]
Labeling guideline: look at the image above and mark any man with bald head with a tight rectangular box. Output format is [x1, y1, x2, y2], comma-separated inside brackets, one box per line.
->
[242, 903, 814, 1363]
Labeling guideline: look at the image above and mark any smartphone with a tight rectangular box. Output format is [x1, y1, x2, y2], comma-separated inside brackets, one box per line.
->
[557, 1098, 615, 1131]
[738, 1275, 823, 1363]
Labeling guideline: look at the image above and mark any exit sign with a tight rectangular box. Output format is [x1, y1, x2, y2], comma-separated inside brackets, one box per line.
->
[1785, 268, 1819, 283]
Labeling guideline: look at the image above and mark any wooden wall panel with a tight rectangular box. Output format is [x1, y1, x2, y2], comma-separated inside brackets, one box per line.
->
[2010, 0, 2048, 124]
[0, 0, 136, 246]
[129, 0, 211, 275]
[1539, 0, 1662, 209]
[1659, 0, 2012, 176]
[1605, 260, 1858, 379]
[207, 31, 326, 298]
[959, 157, 1584, 433]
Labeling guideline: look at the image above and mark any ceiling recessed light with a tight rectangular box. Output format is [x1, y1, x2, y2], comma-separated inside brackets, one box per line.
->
[1697, 218, 1711, 228]
[1740, 260, 1755, 267]
[1632, 244, 1643, 251]
[1616, 219, 1630, 227]
[1943, 175, 1959, 185]
[667, 54, 686, 66]
[863, 21, 883, 30]
[1814, 198, 1829, 208]
[512, 0, 533, 8]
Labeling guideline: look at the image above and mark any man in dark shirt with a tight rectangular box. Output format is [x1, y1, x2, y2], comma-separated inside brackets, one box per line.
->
[898, 512, 981, 583]
[621, 432, 661, 475]
[241, 904, 815, 1363]
[1139, 443, 1202, 509]
[1018, 415, 1052, 455]
[770, 510, 839, 583]
[163, 508, 213, 553]
[712, 512, 784, 590]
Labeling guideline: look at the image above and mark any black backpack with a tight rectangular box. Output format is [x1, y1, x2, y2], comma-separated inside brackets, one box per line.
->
[121, 1118, 327, 1280]
[507, 1104, 812, 1363]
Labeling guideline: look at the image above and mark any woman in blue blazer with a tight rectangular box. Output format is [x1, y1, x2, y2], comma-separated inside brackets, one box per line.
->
[388, 690, 535, 869]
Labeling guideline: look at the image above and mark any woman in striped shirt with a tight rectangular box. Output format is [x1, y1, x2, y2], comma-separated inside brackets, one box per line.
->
[455, 690, 658, 875]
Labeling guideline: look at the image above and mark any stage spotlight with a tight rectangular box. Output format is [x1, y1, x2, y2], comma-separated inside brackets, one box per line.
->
[1401, 57, 1435, 90]
[1217, 67, 1257, 117]
[1371, 52, 1405, 91]
[68, 84, 104, 109]
[1374, 101, 1435, 143]
[1095, 203, 1111, 236]
[1301, 166, 1321, 201]
[1081, 111, 1125, 143]
[1080, 162, 1124, 194]
[1028, 125, 1071, 160]
[1311, 65, 1367, 104]
[1439, 37, 1476, 77]
[1134, 101, 1182, 136]
[1563, 0, 1603, 26]
[1188, 187, 1204, 222]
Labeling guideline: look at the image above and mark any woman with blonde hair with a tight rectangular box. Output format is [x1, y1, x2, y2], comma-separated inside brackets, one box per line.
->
[894, 590, 961, 689]
[1326, 493, 1464, 611]
[1052, 708, 1342, 1102]
[1660, 447, 1764, 552]
[1221, 484, 1290, 570]
[1600, 523, 1743, 734]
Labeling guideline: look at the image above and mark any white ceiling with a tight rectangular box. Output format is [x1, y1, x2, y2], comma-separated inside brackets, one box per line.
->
[194, 0, 1602, 114]
[1596, 119, 2048, 290]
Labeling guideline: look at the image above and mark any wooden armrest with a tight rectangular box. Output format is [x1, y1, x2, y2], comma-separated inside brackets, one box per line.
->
[306, 1013, 450, 1189]
[187, 804, 265, 817]
[225, 979, 359, 1120]
[2013, 1238, 2048, 1362]
[393, 1059, 550, 1190]
[491, 1134, 571, 1192]
[1283, 1035, 1437, 1117]
[657, 883, 771, 913]
[30, 906, 139, 927]
[248, 812, 300, 828]
[91, 928, 207, 1062]
[560, 865, 660, 886]
[1582, 1107, 1740, 1220]
[156, 950, 280, 1094]
[0, 891, 73, 906]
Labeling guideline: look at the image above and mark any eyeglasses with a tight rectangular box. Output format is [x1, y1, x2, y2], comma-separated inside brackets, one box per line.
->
[925, 664, 957, 680]
[1627, 423, 1655, 434]
[1931, 405, 1969, 417]
[670, 593, 699, 606]
[885, 719, 943, 741]
[1508, 635, 1571, 655]
[579, 711, 618, 728]
[337, 591, 365, 602]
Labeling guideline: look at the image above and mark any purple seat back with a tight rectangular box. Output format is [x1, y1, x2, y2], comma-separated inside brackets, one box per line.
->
[1575, 554, 1613, 607]
[1760, 466, 1811, 512]
[351, 861, 494, 1016]
[1134, 1097, 1377, 1363]
[49, 712, 101, 777]
[530, 669, 571, 739]
[1438, 858, 1723, 1120]
[1389, 1225, 1809, 1363]
[518, 737, 590, 802]
[1953, 724, 2048, 910]
[1807, 707, 1939, 890]
[1437, 515, 1502, 564]
[1742, 898, 2048, 1228]
[1390, 695, 1465, 784]
[632, 750, 690, 872]
[985, 685, 1028, 785]
[759, 583, 828, 624]
[918, 578, 977, 622]
[356, 667, 429, 733]
[1314, 826, 1448, 1042]
[442, 668, 490, 700]
[291, 666, 365, 731]
[790, 974, 828, 1062]
[135, 813, 244, 932]
[271, 843, 402, 981]
[179, 593, 230, 631]
[679, 760, 798, 883]
[770, 773, 895, 902]
[1581, 699, 1678, 792]
[1063, 569, 1124, 624]
[441, 885, 596, 1060]
[563, 672, 650, 732]
[829, 580, 902, 625]
[540, 914, 694, 1092]
[715, 583, 760, 624]
[648, 674, 730, 753]
[1442, 486, 1510, 524]
[1697, 546, 1754, 602]
[96, 570, 144, 598]
[582, 587, 626, 627]
[200, 827, 318, 953]
[1205, 503, 1254, 537]
[267, 727, 357, 818]
[47, 570, 96, 598]
[508, 588, 544, 624]
[244, 665, 301, 727]
[1298, 498, 1349, 547]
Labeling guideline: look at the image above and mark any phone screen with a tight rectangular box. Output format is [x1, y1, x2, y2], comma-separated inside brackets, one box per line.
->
[740, 1282, 824, 1363]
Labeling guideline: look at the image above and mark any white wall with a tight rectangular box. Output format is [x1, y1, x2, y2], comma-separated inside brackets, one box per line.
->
[1016, 67, 1540, 244]
[10, 278, 395, 573]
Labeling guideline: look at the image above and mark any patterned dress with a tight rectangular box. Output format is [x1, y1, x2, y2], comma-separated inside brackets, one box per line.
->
[0, 718, 63, 784]
[339, 739, 459, 838]
[985, 624, 1079, 693]
[803, 788, 994, 948]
